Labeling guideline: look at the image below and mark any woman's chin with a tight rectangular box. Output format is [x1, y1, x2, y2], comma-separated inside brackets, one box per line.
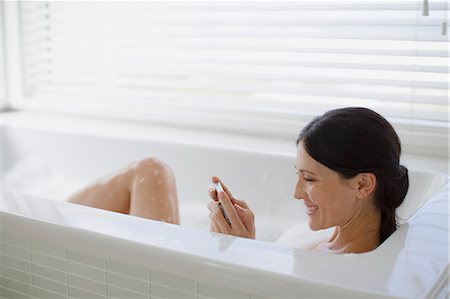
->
[308, 221, 321, 231]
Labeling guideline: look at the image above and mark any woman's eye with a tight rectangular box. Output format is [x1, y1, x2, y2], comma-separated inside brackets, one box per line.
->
[304, 178, 314, 182]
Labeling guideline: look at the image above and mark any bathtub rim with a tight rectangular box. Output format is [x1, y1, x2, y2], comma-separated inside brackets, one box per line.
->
[1, 183, 448, 299]
[0, 209, 411, 299]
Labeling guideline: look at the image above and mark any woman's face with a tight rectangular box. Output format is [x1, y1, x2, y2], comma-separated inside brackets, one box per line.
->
[294, 142, 361, 231]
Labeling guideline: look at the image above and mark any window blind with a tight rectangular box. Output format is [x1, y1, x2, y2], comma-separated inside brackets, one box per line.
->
[18, 1, 449, 143]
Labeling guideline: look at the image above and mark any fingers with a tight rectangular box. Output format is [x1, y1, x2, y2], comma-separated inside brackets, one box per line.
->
[211, 176, 233, 199]
[208, 198, 255, 239]
[230, 197, 250, 210]
[209, 201, 231, 233]
[208, 188, 218, 202]
[209, 177, 249, 209]
[217, 191, 244, 231]
[233, 204, 255, 236]
[210, 219, 220, 232]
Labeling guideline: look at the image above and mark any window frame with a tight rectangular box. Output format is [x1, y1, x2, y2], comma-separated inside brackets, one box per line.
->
[2, 1, 23, 110]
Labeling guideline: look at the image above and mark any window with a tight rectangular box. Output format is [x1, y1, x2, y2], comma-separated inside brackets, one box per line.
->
[10, 1, 450, 155]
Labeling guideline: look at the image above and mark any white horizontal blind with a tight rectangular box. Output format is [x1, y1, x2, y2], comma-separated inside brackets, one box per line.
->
[19, 1, 449, 128]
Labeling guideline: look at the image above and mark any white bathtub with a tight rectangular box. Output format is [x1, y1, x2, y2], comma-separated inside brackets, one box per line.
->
[1, 111, 448, 299]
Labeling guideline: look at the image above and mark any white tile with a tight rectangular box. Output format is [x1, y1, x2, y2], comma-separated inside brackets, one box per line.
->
[68, 274, 106, 296]
[32, 275, 67, 296]
[67, 250, 105, 269]
[250, 295, 271, 299]
[0, 233, 29, 249]
[2, 266, 31, 284]
[151, 271, 195, 294]
[107, 285, 147, 299]
[31, 263, 67, 283]
[31, 251, 66, 271]
[197, 282, 249, 299]
[1, 254, 31, 272]
[1, 287, 32, 299]
[68, 261, 105, 283]
[151, 284, 195, 299]
[106, 260, 148, 280]
[68, 286, 106, 299]
[0, 277, 32, 296]
[30, 239, 66, 259]
[1, 243, 30, 261]
[32, 286, 65, 299]
[107, 271, 148, 295]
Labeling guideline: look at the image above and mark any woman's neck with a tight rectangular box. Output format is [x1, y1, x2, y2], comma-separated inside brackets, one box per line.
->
[326, 203, 381, 254]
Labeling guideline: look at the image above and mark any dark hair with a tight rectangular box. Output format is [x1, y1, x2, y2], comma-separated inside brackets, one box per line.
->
[296, 107, 409, 245]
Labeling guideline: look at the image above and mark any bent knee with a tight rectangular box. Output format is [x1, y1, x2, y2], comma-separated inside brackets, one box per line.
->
[133, 157, 175, 181]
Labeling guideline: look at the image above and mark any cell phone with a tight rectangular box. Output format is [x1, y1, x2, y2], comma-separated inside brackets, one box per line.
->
[214, 181, 231, 225]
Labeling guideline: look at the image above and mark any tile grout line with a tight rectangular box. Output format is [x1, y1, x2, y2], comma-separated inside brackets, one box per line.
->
[65, 248, 69, 299]
[2, 240, 126, 276]
[4, 239, 156, 283]
[0, 285, 32, 299]
[148, 269, 152, 299]
[4, 252, 219, 299]
[3, 239, 248, 299]
[1, 273, 69, 298]
[3, 253, 203, 298]
[147, 269, 152, 299]
[66, 282, 108, 299]
[27, 283, 66, 298]
[1, 251, 66, 273]
[27, 236, 34, 298]
[105, 259, 108, 298]
[195, 280, 199, 299]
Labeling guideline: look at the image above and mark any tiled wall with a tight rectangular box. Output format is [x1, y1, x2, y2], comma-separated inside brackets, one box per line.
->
[0, 232, 266, 299]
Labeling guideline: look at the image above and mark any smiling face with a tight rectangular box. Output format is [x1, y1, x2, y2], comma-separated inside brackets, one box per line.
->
[294, 142, 363, 231]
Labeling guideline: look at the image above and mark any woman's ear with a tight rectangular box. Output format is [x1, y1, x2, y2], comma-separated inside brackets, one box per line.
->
[356, 173, 377, 199]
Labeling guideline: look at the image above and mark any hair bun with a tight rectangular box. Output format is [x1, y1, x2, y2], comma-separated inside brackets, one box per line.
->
[393, 164, 409, 205]
[398, 164, 406, 174]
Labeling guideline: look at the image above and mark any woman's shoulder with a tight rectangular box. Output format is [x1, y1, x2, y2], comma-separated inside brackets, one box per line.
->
[275, 222, 334, 250]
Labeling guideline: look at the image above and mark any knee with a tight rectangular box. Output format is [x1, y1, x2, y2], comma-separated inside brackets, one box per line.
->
[132, 157, 175, 181]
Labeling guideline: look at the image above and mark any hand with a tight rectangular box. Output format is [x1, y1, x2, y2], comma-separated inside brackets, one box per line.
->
[207, 176, 256, 239]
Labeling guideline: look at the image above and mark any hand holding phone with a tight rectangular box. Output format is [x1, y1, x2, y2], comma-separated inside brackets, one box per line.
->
[208, 177, 256, 239]
[214, 181, 231, 225]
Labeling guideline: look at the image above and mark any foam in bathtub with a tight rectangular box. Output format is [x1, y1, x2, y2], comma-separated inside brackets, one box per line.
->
[3, 157, 84, 201]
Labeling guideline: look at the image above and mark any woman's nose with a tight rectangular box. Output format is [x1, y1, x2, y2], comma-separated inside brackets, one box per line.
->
[293, 178, 305, 200]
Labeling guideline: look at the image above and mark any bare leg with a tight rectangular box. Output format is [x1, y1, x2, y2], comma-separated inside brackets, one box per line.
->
[68, 157, 180, 224]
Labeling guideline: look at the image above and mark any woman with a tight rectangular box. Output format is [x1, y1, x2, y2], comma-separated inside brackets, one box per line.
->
[207, 107, 409, 254]
[69, 107, 409, 254]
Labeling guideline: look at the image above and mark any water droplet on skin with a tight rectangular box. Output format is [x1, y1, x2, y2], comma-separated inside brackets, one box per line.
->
[157, 180, 162, 184]
[153, 170, 159, 176]
[139, 177, 145, 184]
[151, 197, 155, 201]
[144, 209, 148, 215]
